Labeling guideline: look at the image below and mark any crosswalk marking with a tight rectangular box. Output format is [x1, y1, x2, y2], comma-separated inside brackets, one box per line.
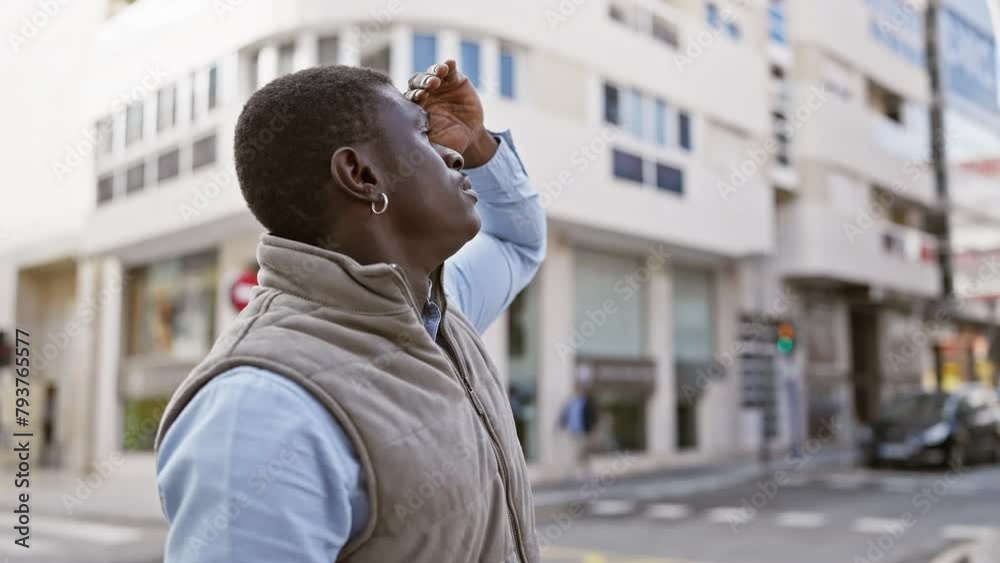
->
[590, 499, 638, 516]
[941, 524, 996, 541]
[853, 517, 904, 534]
[706, 507, 752, 525]
[775, 511, 828, 529]
[645, 503, 692, 520]
[881, 477, 919, 493]
[825, 474, 867, 490]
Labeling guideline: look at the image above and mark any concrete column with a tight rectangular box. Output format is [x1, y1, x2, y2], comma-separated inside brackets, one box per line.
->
[257, 44, 279, 91]
[389, 25, 413, 90]
[480, 37, 500, 103]
[338, 26, 363, 66]
[700, 265, 740, 457]
[537, 234, 574, 473]
[63, 258, 100, 472]
[482, 309, 509, 388]
[295, 31, 319, 71]
[219, 51, 240, 106]
[92, 257, 124, 468]
[647, 262, 676, 457]
[438, 29, 460, 64]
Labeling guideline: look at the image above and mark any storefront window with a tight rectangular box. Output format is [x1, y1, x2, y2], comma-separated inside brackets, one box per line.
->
[574, 249, 650, 452]
[673, 267, 715, 450]
[507, 281, 539, 461]
[126, 250, 218, 360]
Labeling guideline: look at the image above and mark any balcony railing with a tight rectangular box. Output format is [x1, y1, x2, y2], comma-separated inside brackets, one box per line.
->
[881, 223, 938, 264]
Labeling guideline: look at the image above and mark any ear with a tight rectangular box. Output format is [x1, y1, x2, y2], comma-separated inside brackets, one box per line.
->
[330, 146, 381, 204]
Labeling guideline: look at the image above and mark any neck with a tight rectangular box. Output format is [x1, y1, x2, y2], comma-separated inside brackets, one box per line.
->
[322, 227, 439, 308]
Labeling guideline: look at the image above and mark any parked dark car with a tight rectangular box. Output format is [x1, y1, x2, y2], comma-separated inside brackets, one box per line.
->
[863, 387, 1000, 468]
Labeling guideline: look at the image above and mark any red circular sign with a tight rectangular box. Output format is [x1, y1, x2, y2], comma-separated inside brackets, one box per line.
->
[230, 270, 259, 312]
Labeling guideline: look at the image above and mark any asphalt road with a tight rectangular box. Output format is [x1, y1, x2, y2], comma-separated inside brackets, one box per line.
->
[539, 465, 1000, 563]
[2, 465, 998, 563]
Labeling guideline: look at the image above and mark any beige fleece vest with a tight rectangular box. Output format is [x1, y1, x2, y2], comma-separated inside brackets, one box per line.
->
[154, 235, 539, 563]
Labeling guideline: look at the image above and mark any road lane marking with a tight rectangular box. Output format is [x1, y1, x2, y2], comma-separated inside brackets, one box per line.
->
[645, 503, 692, 520]
[706, 507, 752, 525]
[589, 499, 637, 516]
[775, 511, 828, 528]
[826, 473, 867, 489]
[853, 517, 904, 534]
[941, 524, 995, 541]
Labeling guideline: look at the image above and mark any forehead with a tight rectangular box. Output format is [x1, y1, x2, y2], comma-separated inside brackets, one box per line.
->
[375, 87, 425, 131]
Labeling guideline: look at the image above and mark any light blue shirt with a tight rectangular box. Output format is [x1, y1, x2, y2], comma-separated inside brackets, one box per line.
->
[157, 131, 545, 562]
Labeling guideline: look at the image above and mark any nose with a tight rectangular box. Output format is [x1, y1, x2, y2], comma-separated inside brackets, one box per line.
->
[435, 143, 464, 171]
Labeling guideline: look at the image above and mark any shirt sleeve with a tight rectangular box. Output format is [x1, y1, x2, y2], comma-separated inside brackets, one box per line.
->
[156, 366, 368, 563]
[444, 130, 547, 333]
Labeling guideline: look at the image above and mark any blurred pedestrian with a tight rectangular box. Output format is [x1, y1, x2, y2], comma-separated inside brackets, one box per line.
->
[559, 383, 599, 479]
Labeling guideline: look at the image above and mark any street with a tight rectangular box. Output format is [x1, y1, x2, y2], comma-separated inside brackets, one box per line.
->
[2, 464, 999, 562]
[537, 465, 1000, 563]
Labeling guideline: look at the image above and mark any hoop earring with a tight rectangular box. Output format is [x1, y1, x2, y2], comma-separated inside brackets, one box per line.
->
[371, 193, 389, 215]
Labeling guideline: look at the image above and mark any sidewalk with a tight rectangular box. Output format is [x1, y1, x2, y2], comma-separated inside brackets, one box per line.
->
[0, 449, 859, 526]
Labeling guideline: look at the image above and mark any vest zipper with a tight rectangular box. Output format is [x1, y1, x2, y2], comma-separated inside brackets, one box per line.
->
[440, 325, 529, 563]
[389, 263, 528, 561]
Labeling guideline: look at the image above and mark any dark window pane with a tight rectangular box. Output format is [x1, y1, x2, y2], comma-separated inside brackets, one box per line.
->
[97, 174, 114, 204]
[613, 149, 644, 183]
[125, 102, 143, 146]
[192, 134, 216, 170]
[190, 71, 198, 121]
[208, 65, 218, 110]
[461, 40, 481, 88]
[679, 112, 692, 150]
[656, 163, 684, 194]
[318, 36, 338, 66]
[500, 49, 516, 98]
[604, 83, 620, 125]
[96, 116, 114, 156]
[652, 16, 679, 47]
[126, 161, 145, 194]
[278, 43, 295, 76]
[413, 33, 437, 73]
[247, 50, 260, 92]
[158, 148, 180, 182]
[361, 45, 390, 74]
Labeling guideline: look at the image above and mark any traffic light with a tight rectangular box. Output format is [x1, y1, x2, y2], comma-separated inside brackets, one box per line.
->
[776, 322, 795, 355]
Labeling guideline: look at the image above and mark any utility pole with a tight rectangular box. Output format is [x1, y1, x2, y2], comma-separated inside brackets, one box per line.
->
[925, 0, 955, 392]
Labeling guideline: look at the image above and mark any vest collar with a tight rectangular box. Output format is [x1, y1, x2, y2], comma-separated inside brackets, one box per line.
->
[256, 234, 450, 318]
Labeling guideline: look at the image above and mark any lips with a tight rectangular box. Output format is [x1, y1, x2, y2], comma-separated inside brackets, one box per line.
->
[460, 175, 479, 202]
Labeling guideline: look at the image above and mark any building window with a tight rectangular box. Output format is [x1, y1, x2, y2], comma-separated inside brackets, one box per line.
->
[460, 40, 481, 88]
[609, 3, 627, 23]
[652, 15, 680, 48]
[769, 0, 787, 44]
[627, 89, 644, 137]
[125, 102, 143, 146]
[278, 42, 296, 76]
[125, 161, 145, 194]
[247, 49, 260, 93]
[613, 149, 644, 184]
[707, 2, 720, 27]
[673, 267, 715, 451]
[207, 65, 218, 110]
[604, 82, 621, 125]
[126, 250, 218, 360]
[507, 281, 540, 461]
[156, 86, 177, 133]
[190, 71, 198, 122]
[361, 45, 391, 75]
[654, 99, 668, 146]
[867, 79, 904, 123]
[96, 116, 114, 156]
[192, 134, 216, 170]
[726, 20, 741, 39]
[97, 174, 115, 204]
[318, 35, 339, 66]
[656, 163, 684, 194]
[679, 111, 692, 150]
[123, 397, 169, 452]
[413, 32, 437, 73]
[574, 249, 650, 453]
[157, 148, 180, 182]
[500, 48, 516, 99]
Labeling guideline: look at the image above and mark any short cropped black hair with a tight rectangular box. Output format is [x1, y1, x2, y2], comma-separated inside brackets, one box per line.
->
[234, 65, 394, 243]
